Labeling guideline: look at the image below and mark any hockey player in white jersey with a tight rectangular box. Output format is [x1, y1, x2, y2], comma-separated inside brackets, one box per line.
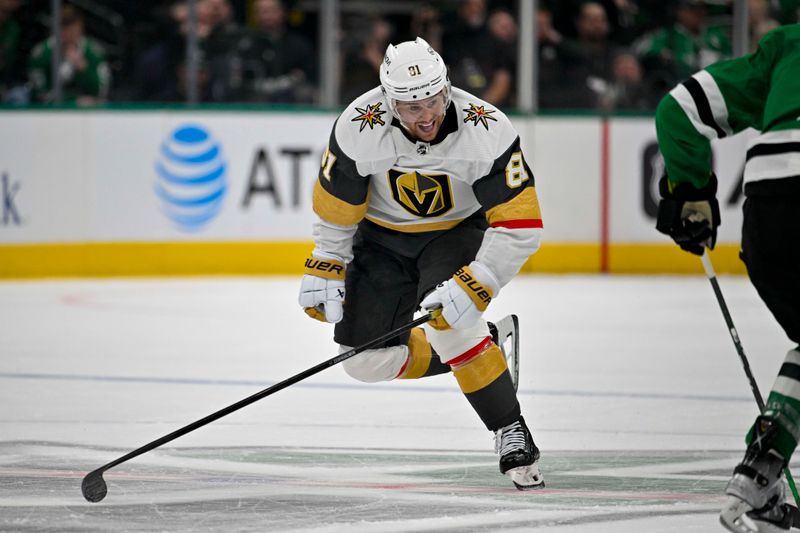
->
[298, 37, 544, 489]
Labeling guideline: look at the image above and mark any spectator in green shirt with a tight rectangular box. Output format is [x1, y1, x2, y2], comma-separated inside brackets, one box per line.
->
[28, 4, 110, 105]
[634, 0, 731, 96]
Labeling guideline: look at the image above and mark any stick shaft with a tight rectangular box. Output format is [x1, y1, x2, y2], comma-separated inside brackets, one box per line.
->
[700, 252, 765, 411]
[700, 252, 800, 505]
[90, 313, 432, 476]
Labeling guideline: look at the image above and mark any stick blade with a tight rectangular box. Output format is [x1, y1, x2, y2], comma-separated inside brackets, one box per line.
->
[81, 470, 107, 502]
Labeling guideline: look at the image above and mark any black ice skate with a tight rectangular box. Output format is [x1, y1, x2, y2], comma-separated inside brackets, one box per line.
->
[720, 416, 800, 532]
[489, 314, 519, 391]
[494, 415, 544, 490]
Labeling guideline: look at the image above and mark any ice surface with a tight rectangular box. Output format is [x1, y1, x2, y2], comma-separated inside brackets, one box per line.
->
[0, 274, 794, 531]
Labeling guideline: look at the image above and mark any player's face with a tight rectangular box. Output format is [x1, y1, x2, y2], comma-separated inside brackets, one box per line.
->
[395, 92, 447, 142]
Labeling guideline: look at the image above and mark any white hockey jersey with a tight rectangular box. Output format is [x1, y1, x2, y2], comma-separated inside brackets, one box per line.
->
[312, 86, 543, 287]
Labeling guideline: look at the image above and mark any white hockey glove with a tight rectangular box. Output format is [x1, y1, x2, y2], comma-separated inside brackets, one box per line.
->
[421, 261, 500, 330]
[298, 250, 346, 323]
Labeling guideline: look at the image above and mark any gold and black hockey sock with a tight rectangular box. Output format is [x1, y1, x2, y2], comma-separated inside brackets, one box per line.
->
[451, 337, 521, 431]
[397, 328, 451, 379]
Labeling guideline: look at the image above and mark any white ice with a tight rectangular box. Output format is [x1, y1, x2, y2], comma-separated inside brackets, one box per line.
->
[0, 274, 794, 532]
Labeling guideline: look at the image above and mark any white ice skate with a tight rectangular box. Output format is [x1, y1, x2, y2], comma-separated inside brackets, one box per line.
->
[720, 416, 799, 532]
[495, 416, 544, 490]
[720, 494, 798, 533]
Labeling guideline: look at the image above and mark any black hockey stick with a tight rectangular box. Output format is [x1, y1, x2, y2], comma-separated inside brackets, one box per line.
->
[700, 251, 800, 507]
[81, 312, 434, 503]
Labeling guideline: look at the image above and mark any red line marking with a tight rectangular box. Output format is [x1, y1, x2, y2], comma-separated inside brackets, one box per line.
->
[600, 118, 610, 274]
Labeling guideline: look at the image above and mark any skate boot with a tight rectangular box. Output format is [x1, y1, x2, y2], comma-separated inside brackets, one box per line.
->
[720, 416, 799, 532]
[494, 415, 544, 490]
[489, 315, 519, 391]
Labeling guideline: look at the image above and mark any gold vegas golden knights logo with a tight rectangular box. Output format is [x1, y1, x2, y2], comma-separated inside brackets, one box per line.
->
[388, 169, 453, 217]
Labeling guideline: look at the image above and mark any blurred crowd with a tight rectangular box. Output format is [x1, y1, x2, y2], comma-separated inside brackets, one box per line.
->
[1, 0, 798, 111]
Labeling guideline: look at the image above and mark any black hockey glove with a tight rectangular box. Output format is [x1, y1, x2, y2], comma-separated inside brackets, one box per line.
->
[655, 173, 721, 256]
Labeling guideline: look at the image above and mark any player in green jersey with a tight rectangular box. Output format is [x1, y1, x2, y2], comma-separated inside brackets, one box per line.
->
[654, 24, 800, 532]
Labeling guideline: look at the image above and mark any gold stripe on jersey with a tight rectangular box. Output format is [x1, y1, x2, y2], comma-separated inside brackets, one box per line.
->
[313, 180, 367, 225]
[453, 343, 508, 394]
[364, 215, 464, 233]
[485, 186, 542, 226]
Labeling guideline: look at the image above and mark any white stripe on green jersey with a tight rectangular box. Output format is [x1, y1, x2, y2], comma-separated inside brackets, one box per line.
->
[744, 129, 800, 182]
[772, 348, 800, 401]
[656, 24, 800, 191]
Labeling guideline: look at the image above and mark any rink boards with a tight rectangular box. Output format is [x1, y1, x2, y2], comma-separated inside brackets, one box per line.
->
[0, 110, 755, 277]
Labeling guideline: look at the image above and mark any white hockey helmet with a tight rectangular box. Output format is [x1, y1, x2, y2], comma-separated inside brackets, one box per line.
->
[380, 37, 451, 121]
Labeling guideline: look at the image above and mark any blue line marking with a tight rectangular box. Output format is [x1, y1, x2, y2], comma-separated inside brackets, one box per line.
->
[0, 372, 752, 402]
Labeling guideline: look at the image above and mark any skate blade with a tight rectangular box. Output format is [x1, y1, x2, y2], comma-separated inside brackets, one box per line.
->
[505, 463, 544, 491]
[719, 496, 790, 533]
[493, 315, 519, 391]
[721, 496, 758, 533]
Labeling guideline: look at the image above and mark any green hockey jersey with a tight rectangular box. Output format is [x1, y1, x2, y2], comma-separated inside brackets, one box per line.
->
[28, 36, 110, 104]
[655, 24, 800, 196]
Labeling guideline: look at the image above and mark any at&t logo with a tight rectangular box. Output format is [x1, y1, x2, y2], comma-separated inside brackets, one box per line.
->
[154, 124, 227, 231]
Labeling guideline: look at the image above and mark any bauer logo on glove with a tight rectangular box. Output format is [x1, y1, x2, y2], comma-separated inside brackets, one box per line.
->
[299, 251, 346, 323]
[304, 257, 345, 280]
[421, 262, 500, 330]
[454, 267, 492, 309]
